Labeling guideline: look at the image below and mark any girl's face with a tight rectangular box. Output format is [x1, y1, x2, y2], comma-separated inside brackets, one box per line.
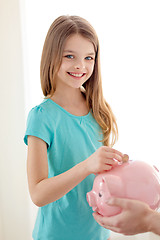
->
[56, 34, 95, 90]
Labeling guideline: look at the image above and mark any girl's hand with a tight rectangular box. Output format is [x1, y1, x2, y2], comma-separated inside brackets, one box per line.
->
[85, 146, 123, 174]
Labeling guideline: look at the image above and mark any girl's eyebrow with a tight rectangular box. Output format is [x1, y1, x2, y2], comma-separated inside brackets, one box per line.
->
[64, 50, 95, 55]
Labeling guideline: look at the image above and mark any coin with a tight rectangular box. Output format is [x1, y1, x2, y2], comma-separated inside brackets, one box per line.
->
[122, 154, 129, 162]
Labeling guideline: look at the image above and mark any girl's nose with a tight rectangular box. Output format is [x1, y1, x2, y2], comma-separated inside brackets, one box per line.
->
[74, 60, 85, 70]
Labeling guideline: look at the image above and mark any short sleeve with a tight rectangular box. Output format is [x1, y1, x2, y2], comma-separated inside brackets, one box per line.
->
[24, 105, 53, 148]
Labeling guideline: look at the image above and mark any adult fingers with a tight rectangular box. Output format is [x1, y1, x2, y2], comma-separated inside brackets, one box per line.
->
[107, 197, 130, 209]
[92, 212, 120, 232]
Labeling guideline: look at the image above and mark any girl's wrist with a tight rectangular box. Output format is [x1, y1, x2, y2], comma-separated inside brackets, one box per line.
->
[81, 158, 92, 176]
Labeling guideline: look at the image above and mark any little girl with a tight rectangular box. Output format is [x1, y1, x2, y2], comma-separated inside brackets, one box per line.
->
[24, 15, 124, 240]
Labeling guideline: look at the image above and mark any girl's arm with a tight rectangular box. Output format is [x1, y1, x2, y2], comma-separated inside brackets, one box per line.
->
[27, 136, 123, 207]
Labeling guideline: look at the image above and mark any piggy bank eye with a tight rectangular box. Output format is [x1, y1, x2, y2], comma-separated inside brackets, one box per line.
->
[99, 192, 102, 197]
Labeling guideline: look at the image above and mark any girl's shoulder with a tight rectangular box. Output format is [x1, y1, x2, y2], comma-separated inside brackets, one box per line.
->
[24, 99, 55, 147]
[26, 99, 59, 130]
[29, 98, 58, 118]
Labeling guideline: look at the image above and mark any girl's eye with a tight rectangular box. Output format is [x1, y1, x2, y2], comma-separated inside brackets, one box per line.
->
[85, 56, 93, 60]
[65, 55, 74, 59]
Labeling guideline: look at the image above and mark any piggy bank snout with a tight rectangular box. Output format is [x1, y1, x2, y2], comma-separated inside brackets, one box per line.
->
[87, 191, 97, 208]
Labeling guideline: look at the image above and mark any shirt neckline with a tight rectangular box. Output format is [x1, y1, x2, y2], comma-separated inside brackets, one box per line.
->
[45, 98, 91, 119]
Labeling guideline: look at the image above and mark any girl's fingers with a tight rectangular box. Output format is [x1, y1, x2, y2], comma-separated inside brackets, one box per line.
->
[104, 146, 124, 158]
[103, 158, 117, 166]
[104, 152, 122, 162]
[104, 165, 113, 171]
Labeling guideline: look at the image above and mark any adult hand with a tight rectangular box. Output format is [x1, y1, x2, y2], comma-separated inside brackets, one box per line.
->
[93, 198, 160, 236]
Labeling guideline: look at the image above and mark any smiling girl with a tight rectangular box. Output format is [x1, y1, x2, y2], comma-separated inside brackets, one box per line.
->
[24, 15, 124, 240]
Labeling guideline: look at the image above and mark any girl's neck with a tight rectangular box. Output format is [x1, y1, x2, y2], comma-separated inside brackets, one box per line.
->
[50, 87, 85, 107]
[49, 87, 89, 116]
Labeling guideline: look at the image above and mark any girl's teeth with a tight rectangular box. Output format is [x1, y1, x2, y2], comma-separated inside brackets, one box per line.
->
[69, 73, 84, 77]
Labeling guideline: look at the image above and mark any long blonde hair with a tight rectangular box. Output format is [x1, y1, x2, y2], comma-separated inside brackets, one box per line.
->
[40, 15, 118, 146]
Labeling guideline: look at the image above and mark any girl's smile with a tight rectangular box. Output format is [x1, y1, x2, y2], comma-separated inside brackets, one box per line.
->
[67, 72, 86, 78]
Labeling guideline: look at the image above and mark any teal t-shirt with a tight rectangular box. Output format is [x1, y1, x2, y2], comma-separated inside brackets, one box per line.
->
[24, 98, 110, 240]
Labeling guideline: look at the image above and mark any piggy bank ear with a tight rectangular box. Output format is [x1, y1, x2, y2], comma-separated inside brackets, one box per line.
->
[101, 177, 112, 199]
[102, 175, 123, 197]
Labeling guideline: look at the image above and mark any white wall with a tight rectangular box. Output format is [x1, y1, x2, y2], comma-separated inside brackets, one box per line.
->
[0, 0, 31, 239]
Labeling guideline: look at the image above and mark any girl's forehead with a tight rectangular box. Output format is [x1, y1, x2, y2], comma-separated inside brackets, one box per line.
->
[63, 34, 95, 54]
